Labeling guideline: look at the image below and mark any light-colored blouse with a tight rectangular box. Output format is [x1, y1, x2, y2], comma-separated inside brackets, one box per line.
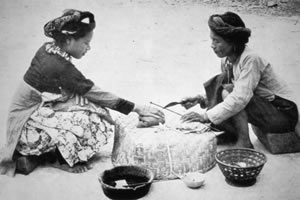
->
[206, 46, 294, 124]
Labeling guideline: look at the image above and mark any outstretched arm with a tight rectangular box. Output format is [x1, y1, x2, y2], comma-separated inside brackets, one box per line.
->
[84, 85, 134, 114]
[84, 85, 165, 126]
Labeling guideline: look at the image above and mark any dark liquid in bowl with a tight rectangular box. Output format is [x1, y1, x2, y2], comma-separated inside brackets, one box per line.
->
[108, 175, 149, 188]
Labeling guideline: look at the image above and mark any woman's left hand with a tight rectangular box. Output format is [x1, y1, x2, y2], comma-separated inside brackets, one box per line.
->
[54, 87, 72, 102]
[134, 104, 165, 119]
[181, 111, 209, 123]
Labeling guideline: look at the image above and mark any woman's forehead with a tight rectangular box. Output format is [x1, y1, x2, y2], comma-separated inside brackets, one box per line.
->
[82, 31, 94, 41]
[209, 30, 222, 39]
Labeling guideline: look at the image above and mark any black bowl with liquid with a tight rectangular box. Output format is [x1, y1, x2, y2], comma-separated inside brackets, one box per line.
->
[99, 165, 154, 200]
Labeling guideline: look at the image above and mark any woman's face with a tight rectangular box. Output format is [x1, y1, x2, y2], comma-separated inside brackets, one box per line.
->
[209, 30, 233, 58]
[66, 31, 93, 59]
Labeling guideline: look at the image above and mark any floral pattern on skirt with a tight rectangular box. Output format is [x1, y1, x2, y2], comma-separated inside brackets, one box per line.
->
[16, 106, 114, 167]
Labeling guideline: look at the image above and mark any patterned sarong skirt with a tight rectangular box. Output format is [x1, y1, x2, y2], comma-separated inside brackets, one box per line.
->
[16, 106, 114, 167]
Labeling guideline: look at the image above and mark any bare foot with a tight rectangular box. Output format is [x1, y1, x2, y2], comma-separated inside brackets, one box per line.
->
[49, 161, 93, 173]
[86, 162, 93, 170]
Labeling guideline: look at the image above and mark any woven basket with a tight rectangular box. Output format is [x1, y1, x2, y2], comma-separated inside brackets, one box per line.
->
[112, 125, 217, 180]
[215, 148, 267, 183]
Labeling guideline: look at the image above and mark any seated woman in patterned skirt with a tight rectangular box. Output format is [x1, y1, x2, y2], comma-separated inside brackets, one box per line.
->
[0, 9, 164, 176]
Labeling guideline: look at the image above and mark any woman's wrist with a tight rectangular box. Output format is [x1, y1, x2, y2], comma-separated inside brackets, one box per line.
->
[132, 103, 142, 114]
[114, 99, 135, 115]
[196, 94, 207, 109]
[203, 112, 210, 123]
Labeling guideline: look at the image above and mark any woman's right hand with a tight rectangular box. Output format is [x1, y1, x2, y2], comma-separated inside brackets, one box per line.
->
[181, 94, 207, 109]
[181, 95, 200, 109]
[56, 87, 73, 102]
[58, 87, 89, 107]
[75, 94, 89, 106]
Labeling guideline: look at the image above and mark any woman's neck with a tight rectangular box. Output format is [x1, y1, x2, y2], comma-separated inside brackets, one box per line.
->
[227, 54, 239, 64]
[54, 42, 67, 52]
[45, 42, 71, 62]
[227, 45, 246, 64]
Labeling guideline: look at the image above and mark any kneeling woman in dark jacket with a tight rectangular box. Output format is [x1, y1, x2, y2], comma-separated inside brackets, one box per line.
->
[0, 9, 164, 176]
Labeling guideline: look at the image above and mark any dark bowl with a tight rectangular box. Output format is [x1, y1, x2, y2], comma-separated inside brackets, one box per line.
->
[99, 165, 154, 200]
[215, 148, 267, 186]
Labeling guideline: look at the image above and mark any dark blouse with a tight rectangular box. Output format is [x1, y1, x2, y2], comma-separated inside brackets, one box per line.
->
[24, 43, 94, 95]
[24, 43, 134, 114]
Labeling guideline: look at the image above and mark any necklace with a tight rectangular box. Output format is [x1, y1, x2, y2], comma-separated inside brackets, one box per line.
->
[45, 42, 72, 62]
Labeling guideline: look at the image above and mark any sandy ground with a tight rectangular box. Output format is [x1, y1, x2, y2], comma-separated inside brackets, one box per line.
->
[1, 0, 300, 200]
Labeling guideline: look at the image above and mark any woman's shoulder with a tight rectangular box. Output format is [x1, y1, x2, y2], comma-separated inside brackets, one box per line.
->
[32, 42, 74, 70]
[241, 46, 261, 60]
[239, 46, 269, 68]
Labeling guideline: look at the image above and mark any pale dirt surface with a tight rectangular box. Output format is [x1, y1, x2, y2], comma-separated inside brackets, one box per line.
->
[1, 0, 300, 200]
